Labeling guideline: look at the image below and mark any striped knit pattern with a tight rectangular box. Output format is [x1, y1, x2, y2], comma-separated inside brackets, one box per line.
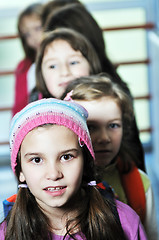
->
[10, 98, 94, 173]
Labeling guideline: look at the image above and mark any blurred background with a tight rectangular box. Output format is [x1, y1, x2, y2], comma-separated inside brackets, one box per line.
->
[0, 0, 159, 233]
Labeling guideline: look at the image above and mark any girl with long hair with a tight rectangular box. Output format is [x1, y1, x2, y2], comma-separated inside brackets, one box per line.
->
[0, 98, 146, 239]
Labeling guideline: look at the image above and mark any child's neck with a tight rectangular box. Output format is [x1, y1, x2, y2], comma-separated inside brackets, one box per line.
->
[43, 206, 67, 233]
[44, 201, 81, 235]
[49, 208, 81, 235]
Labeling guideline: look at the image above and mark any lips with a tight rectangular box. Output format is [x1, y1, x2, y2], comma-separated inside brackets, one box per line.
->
[44, 186, 67, 197]
[59, 80, 71, 87]
[95, 149, 111, 154]
[45, 186, 66, 192]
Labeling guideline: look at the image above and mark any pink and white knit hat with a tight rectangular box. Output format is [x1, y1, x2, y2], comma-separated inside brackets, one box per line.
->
[10, 98, 94, 173]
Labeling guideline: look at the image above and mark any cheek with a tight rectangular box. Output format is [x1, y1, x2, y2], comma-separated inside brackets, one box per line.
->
[70, 162, 84, 186]
[72, 64, 90, 77]
[119, 129, 123, 142]
[78, 67, 90, 77]
[79, 64, 90, 75]
[42, 69, 51, 81]
[89, 132, 97, 145]
[27, 38, 37, 49]
[114, 131, 123, 148]
[42, 71, 57, 88]
[20, 169, 40, 190]
[26, 38, 32, 47]
[45, 78, 54, 90]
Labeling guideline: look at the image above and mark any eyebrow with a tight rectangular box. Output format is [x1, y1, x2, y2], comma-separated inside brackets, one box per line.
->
[58, 148, 80, 155]
[24, 152, 40, 158]
[88, 117, 122, 121]
[87, 118, 122, 125]
[43, 52, 83, 63]
[24, 148, 79, 158]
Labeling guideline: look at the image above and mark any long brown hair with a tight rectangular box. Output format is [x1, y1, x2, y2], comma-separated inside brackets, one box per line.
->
[35, 28, 102, 98]
[3, 135, 126, 239]
[41, 0, 83, 27]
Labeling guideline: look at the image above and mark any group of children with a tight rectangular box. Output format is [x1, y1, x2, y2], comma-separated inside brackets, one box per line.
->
[1, 0, 158, 239]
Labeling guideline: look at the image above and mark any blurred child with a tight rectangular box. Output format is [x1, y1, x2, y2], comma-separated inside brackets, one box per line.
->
[12, 3, 43, 116]
[44, 2, 145, 172]
[30, 27, 101, 101]
[0, 98, 147, 239]
[63, 74, 158, 240]
[41, 0, 83, 27]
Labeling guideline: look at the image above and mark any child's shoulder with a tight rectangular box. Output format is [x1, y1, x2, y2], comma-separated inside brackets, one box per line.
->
[0, 221, 6, 240]
[15, 58, 32, 72]
[116, 200, 140, 222]
[116, 200, 147, 239]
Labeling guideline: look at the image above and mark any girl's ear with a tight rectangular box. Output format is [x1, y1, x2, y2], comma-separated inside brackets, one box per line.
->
[19, 171, 26, 182]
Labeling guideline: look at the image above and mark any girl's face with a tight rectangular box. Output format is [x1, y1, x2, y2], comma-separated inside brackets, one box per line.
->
[41, 39, 90, 98]
[20, 14, 42, 50]
[76, 97, 123, 167]
[19, 125, 84, 213]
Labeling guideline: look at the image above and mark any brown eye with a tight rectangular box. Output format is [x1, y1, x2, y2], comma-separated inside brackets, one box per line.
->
[109, 123, 121, 129]
[32, 157, 42, 164]
[61, 154, 73, 162]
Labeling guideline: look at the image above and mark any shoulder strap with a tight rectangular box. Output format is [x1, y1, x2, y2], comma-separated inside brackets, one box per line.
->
[117, 158, 146, 223]
[3, 194, 17, 217]
[97, 181, 122, 226]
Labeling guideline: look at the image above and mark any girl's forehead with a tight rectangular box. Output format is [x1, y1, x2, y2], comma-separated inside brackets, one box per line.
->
[21, 124, 79, 148]
[76, 96, 119, 106]
[43, 39, 83, 60]
[76, 97, 122, 120]
[45, 39, 73, 50]
[22, 13, 41, 21]
[20, 14, 41, 31]
[21, 14, 41, 24]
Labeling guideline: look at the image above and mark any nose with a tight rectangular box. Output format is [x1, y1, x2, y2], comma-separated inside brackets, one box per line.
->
[60, 64, 71, 77]
[45, 161, 63, 181]
[27, 30, 41, 49]
[97, 127, 111, 144]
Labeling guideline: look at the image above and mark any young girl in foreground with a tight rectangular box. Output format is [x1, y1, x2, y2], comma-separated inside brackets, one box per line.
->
[0, 98, 146, 239]
[63, 74, 157, 240]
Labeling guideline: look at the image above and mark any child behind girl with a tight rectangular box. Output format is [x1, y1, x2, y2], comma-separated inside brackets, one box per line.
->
[34, 26, 145, 177]
[12, 3, 43, 116]
[0, 98, 146, 239]
[63, 74, 158, 240]
[29, 27, 101, 101]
